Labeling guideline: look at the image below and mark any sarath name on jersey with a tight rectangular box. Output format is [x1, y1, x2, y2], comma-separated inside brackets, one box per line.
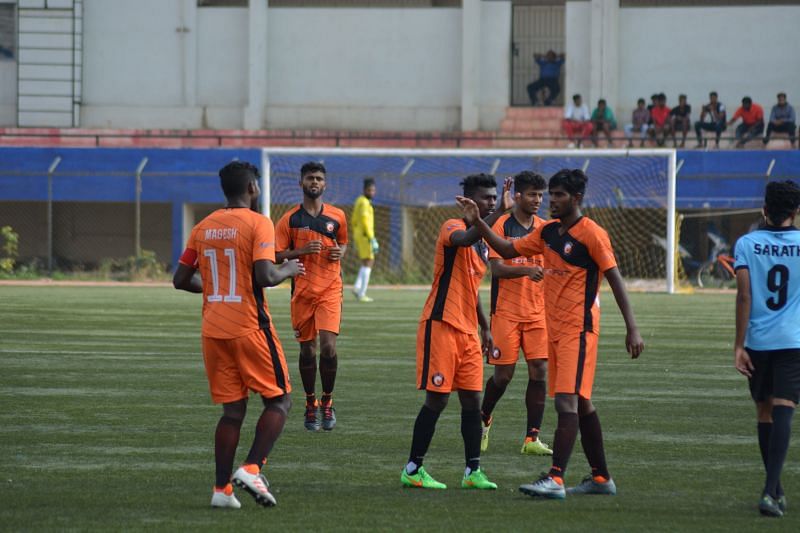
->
[752, 243, 800, 257]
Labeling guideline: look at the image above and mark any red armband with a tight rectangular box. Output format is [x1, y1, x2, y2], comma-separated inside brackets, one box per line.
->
[179, 248, 198, 268]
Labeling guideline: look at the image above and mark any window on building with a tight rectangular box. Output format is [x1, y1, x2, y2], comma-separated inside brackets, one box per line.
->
[0, 3, 14, 60]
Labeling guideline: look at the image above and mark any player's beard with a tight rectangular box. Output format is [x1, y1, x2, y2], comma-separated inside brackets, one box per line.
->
[303, 186, 324, 200]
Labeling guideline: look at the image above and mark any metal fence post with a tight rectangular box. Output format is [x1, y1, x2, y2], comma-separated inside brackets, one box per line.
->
[46, 156, 61, 274]
[134, 158, 148, 259]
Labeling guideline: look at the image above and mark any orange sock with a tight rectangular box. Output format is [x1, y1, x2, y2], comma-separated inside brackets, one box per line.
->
[242, 463, 260, 475]
[214, 483, 234, 495]
[551, 476, 564, 486]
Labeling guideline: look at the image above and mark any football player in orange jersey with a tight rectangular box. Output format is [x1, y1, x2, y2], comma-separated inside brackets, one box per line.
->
[457, 168, 644, 500]
[173, 161, 304, 508]
[480, 171, 552, 457]
[275, 162, 348, 432]
[400, 174, 512, 490]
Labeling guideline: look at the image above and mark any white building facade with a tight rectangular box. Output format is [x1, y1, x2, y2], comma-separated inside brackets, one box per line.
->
[0, 0, 798, 131]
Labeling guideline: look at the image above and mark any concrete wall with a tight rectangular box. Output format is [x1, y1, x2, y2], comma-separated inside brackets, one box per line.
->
[566, 1, 800, 126]
[0, 60, 15, 125]
[617, 5, 800, 121]
[77, 0, 510, 131]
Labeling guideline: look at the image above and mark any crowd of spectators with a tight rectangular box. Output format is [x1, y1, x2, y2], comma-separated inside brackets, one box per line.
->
[559, 91, 797, 149]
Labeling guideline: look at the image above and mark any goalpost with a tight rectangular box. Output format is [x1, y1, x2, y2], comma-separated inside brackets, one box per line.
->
[261, 148, 678, 294]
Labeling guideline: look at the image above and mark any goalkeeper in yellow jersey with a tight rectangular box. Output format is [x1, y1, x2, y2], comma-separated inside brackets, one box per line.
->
[351, 178, 379, 302]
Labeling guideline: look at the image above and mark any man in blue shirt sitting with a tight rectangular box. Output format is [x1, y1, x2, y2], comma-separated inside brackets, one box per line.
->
[526, 50, 565, 107]
[734, 180, 800, 518]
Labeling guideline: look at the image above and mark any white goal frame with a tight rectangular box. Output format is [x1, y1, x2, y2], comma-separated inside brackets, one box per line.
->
[260, 148, 678, 294]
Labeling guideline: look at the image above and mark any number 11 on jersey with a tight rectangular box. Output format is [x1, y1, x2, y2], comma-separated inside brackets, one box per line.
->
[204, 248, 242, 303]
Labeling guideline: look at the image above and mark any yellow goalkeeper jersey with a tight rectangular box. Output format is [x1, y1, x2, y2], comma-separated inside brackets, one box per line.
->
[352, 195, 375, 240]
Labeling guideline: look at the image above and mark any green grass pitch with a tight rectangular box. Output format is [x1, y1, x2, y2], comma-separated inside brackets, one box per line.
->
[0, 285, 797, 531]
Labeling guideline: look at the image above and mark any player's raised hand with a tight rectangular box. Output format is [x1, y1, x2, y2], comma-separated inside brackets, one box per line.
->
[528, 265, 544, 282]
[626, 328, 644, 359]
[455, 196, 480, 224]
[302, 240, 323, 255]
[499, 177, 514, 212]
[327, 242, 343, 261]
[282, 258, 305, 277]
[734, 345, 754, 378]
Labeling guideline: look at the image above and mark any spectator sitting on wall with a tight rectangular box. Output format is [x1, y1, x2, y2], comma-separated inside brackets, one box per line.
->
[526, 50, 565, 106]
[669, 94, 691, 148]
[625, 98, 650, 148]
[763, 92, 797, 148]
[647, 94, 658, 127]
[694, 91, 727, 149]
[562, 93, 593, 148]
[648, 93, 671, 147]
[727, 96, 765, 149]
[590, 99, 617, 147]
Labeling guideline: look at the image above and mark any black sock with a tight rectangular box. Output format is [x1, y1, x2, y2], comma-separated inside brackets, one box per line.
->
[549, 412, 579, 479]
[245, 404, 287, 466]
[480, 377, 506, 424]
[461, 409, 482, 472]
[526, 379, 546, 438]
[299, 354, 317, 397]
[765, 406, 794, 499]
[758, 422, 784, 497]
[319, 354, 338, 395]
[214, 415, 243, 488]
[408, 405, 441, 471]
[579, 410, 610, 479]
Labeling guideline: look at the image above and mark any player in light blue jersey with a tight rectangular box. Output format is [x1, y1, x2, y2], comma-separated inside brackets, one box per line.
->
[734, 179, 800, 518]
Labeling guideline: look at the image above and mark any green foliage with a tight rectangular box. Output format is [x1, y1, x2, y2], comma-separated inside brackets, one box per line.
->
[97, 249, 168, 281]
[0, 225, 19, 274]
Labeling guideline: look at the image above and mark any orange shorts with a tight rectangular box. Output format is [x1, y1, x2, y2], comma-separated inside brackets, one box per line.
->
[202, 326, 291, 404]
[488, 315, 548, 365]
[548, 331, 598, 399]
[291, 292, 341, 342]
[416, 319, 483, 393]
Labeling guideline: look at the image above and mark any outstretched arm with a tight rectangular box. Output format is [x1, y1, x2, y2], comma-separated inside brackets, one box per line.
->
[455, 196, 519, 259]
[490, 259, 542, 281]
[449, 177, 514, 247]
[604, 267, 644, 358]
[254, 258, 305, 288]
[734, 268, 754, 377]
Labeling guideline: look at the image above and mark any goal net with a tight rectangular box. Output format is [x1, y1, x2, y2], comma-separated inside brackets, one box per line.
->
[262, 148, 678, 293]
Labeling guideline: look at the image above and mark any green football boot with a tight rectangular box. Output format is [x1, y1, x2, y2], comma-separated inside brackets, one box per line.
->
[461, 468, 498, 490]
[520, 436, 553, 456]
[400, 466, 447, 489]
[759, 494, 783, 517]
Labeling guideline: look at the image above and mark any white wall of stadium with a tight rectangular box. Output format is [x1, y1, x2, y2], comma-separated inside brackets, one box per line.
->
[1, 0, 798, 131]
[566, 2, 800, 121]
[76, 0, 510, 131]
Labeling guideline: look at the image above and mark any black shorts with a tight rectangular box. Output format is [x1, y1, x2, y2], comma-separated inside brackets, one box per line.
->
[747, 348, 800, 404]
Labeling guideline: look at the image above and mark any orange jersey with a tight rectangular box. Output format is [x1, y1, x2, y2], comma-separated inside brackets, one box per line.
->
[513, 217, 617, 338]
[179, 208, 278, 339]
[420, 219, 488, 333]
[275, 204, 348, 299]
[488, 213, 546, 324]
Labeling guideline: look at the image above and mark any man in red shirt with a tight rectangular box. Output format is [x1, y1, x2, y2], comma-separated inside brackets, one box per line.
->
[728, 96, 765, 148]
[648, 93, 671, 147]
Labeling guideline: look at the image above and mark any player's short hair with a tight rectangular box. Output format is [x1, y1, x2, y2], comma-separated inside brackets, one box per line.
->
[219, 161, 259, 198]
[658, 93, 667, 101]
[514, 171, 546, 194]
[637, 98, 645, 105]
[679, 94, 687, 100]
[363, 178, 375, 189]
[650, 93, 658, 100]
[300, 161, 326, 178]
[742, 96, 752, 105]
[460, 173, 497, 197]
[709, 91, 718, 98]
[598, 98, 606, 106]
[764, 180, 800, 224]
[549, 169, 587, 197]
[572, 94, 581, 102]
[778, 92, 787, 99]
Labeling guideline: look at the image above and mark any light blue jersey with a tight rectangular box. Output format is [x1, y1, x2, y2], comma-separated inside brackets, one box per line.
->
[734, 226, 800, 350]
